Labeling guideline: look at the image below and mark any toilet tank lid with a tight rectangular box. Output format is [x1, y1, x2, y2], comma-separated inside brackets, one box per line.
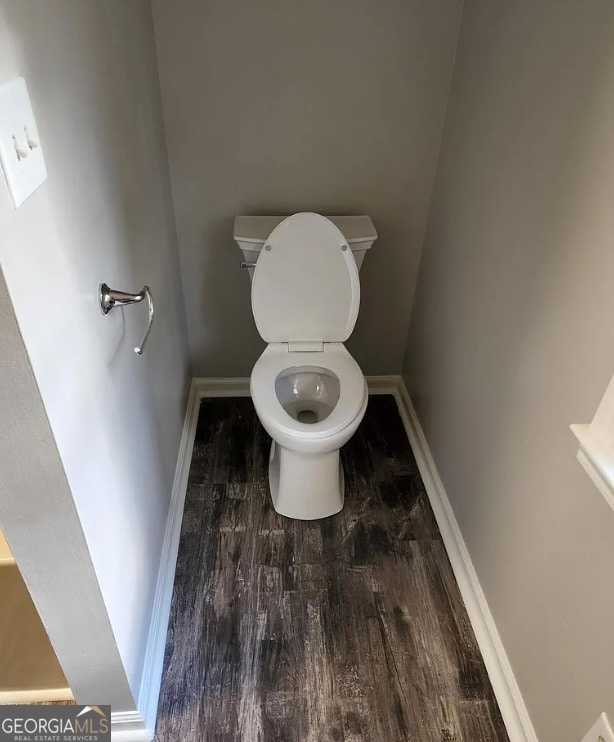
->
[234, 215, 377, 245]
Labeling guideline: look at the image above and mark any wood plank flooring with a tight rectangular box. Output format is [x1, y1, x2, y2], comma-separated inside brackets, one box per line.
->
[155, 395, 508, 742]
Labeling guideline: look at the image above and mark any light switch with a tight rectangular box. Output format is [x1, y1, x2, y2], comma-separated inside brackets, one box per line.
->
[581, 713, 614, 742]
[0, 78, 47, 208]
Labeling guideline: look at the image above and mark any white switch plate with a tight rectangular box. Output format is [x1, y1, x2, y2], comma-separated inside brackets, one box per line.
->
[0, 77, 47, 208]
[581, 713, 614, 742]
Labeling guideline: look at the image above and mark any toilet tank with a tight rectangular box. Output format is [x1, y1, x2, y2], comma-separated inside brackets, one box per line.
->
[233, 215, 377, 280]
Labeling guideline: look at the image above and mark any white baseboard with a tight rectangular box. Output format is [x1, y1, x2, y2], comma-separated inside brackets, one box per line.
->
[111, 710, 150, 742]
[0, 688, 72, 704]
[365, 375, 399, 394]
[393, 377, 537, 742]
[115, 380, 202, 742]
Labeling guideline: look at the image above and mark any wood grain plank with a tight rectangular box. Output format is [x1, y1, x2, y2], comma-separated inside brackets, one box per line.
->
[155, 396, 508, 742]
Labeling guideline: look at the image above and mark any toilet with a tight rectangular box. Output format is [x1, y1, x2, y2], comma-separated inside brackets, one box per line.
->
[234, 212, 377, 520]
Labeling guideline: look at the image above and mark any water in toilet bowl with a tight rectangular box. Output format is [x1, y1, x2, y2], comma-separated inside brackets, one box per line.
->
[275, 366, 340, 424]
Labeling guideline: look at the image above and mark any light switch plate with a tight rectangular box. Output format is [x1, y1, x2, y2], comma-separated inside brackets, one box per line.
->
[581, 713, 614, 742]
[0, 77, 47, 208]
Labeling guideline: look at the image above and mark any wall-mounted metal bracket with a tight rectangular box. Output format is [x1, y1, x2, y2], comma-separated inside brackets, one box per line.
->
[99, 282, 154, 355]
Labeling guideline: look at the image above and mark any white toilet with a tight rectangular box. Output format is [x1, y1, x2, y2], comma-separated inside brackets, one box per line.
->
[234, 212, 377, 520]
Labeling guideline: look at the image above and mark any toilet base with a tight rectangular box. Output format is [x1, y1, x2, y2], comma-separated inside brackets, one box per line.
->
[268, 441, 344, 520]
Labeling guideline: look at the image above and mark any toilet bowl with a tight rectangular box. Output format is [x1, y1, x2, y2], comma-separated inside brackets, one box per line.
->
[241, 212, 375, 520]
[251, 343, 368, 519]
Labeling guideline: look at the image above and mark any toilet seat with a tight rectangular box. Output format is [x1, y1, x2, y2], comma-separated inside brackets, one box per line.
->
[250, 343, 367, 441]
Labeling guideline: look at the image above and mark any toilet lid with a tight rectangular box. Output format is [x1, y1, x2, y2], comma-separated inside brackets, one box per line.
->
[251, 213, 360, 343]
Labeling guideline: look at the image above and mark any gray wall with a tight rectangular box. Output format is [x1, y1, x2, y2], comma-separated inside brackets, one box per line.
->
[0, 0, 190, 698]
[403, 1, 614, 739]
[0, 269, 136, 711]
[152, 0, 463, 376]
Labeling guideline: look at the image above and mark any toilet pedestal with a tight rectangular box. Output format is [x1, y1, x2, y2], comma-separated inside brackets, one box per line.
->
[268, 441, 344, 520]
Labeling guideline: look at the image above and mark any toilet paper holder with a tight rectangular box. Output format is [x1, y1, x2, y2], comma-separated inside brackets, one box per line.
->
[99, 282, 154, 355]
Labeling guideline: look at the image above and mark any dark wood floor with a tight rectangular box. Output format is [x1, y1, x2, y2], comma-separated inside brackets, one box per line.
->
[155, 395, 508, 742]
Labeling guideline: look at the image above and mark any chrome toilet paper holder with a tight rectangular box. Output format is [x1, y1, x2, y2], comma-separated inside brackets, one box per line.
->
[99, 282, 154, 355]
